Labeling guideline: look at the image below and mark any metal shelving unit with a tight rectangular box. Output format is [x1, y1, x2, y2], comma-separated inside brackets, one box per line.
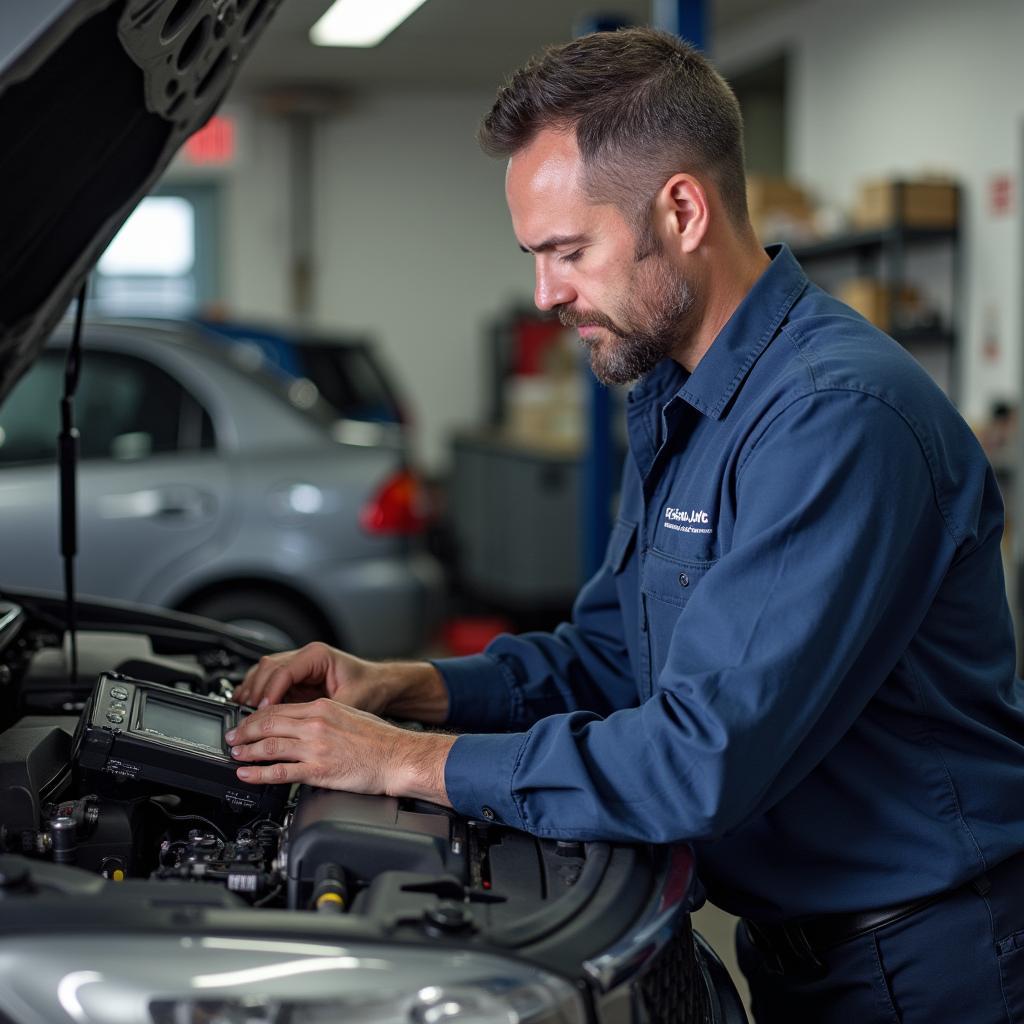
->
[793, 184, 962, 403]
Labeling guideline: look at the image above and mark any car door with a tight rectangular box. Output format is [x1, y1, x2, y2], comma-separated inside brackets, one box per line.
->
[0, 345, 233, 603]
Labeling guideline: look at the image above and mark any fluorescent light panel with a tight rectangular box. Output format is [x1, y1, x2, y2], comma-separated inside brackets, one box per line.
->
[310, 0, 429, 47]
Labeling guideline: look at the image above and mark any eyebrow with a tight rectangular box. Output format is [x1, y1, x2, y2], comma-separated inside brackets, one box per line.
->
[518, 233, 588, 254]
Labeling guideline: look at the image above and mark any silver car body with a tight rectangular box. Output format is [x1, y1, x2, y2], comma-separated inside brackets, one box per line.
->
[0, 319, 443, 656]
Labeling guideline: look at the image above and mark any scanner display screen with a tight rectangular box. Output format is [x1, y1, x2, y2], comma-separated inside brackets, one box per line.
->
[76, 675, 286, 814]
[143, 697, 224, 751]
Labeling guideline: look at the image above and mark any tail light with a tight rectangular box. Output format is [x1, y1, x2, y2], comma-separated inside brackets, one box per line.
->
[360, 467, 431, 535]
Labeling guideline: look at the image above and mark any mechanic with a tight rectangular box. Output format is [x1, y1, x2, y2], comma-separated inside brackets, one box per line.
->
[227, 27, 1024, 1023]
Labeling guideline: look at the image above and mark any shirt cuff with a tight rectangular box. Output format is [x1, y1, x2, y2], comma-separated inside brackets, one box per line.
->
[444, 732, 529, 829]
[431, 653, 514, 729]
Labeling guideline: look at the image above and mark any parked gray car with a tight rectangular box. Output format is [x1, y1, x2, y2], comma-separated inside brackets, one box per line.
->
[0, 318, 444, 655]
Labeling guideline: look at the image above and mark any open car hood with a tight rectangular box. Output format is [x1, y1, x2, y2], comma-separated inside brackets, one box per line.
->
[0, 0, 280, 404]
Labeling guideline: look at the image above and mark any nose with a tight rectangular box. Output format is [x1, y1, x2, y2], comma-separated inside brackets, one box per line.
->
[534, 259, 576, 312]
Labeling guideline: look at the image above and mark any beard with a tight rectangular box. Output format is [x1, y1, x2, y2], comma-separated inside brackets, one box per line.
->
[558, 254, 700, 386]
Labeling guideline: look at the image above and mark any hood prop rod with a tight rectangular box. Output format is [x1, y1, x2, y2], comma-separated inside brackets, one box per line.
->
[59, 280, 86, 690]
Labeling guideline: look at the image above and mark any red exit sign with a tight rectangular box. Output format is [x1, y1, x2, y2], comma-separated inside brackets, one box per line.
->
[990, 174, 1014, 217]
[185, 114, 236, 166]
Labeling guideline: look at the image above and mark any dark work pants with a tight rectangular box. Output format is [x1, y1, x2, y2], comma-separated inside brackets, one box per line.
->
[735, 858, 1024, 1023]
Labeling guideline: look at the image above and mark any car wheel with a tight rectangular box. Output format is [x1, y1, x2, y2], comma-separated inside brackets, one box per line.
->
[189, 591, 326, 651]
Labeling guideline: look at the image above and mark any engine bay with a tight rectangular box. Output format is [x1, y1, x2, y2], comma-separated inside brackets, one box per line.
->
[0, 593, 660, 974]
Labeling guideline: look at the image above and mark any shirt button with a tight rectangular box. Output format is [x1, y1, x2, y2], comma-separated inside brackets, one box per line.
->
[481, 806, 496, 821]
[678, 572, 689, 587]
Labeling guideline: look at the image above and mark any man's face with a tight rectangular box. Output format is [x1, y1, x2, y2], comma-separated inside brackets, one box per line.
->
[506, 129, 700, 385]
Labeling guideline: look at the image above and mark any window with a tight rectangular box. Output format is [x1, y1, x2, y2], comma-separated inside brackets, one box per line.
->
[91, 185, 221, 316]
[0, 357, 63, 464]
[297, 343, 404, 424]
[95, 197, 197, 315]
[0, 350, 215, 465]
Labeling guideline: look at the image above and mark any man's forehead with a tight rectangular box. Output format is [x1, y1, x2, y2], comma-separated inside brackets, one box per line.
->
[505, 128, 584, 202]
[505, 129, 590, 246]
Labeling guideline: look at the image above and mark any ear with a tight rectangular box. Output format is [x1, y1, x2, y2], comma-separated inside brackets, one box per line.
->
[655, 174, 710, 255]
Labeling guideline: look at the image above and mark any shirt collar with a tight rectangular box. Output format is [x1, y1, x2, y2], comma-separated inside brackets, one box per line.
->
[630, 244, 808, 419]
[678, 244, 808, 419]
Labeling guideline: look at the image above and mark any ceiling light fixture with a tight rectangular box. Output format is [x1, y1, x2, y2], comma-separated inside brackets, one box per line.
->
[310, 0, 429, 47]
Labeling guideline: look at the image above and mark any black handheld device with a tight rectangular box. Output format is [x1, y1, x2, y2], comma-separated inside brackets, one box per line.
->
[73, 672, 287, 815]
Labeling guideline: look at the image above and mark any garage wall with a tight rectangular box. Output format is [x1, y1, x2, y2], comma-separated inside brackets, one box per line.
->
[717, 0, 1024, 423]
[222, 108, 294, 321]
[165, 105, 294, 321]
[310, 92, 534, 470]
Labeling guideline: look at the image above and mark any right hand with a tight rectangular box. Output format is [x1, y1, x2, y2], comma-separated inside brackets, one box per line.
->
[230, 642, 388, 713]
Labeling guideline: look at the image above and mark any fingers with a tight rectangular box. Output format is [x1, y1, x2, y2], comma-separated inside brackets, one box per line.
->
[232, 643, 337, 708]
[226, 699, 329, 747]
[229, 734, 305, 764]
[226, 698, 420, 797]
[229, 700, 340, 789]
[235, 761, 309, 786]
[228, 704, 331, 787]
[232, 651, 289, 706]
[252, 662, 302, 709]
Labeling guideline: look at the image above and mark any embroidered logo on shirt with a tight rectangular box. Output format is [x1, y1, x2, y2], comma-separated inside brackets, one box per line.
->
[663, 507, 713, 535]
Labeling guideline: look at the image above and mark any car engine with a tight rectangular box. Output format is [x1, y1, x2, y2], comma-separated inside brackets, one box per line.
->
[0, 595, 656, 959]
[0, 593, 742, 1024]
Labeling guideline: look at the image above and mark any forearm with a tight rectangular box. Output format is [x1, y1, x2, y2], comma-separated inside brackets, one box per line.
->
[387, 730, 457, 806]
[377, 661, 450, 724]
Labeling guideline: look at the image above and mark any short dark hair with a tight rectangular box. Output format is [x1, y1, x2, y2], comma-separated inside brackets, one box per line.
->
[479, 27, 750, 236]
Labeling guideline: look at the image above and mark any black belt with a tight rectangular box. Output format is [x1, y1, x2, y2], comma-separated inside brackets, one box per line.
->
[742, 850, 1024, 980]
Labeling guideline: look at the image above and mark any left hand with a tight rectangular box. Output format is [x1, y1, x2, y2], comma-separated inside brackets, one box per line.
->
[224, 698, 456, 804]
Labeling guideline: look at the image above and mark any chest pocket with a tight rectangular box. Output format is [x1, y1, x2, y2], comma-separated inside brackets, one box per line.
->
[640, 547, 716, 692]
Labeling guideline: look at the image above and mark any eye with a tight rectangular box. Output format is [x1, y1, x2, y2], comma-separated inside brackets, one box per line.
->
[559, 249, 583, 264]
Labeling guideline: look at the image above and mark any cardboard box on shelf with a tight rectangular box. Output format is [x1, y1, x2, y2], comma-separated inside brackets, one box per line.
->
[488, 324, 585, 453]
[503, 368, 584, 453]
[852, 178, 958, 231]
[837, 278, 931, 334]
[747, 174, 818, 244]
[838, 279, 892, 332]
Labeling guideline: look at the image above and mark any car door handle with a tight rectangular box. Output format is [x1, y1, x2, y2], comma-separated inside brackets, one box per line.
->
[154, 499, 204, 519]
[98, 487, 216, 522]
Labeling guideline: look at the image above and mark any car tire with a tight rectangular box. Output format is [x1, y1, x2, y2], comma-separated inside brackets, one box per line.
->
[189, 591, 326, 651]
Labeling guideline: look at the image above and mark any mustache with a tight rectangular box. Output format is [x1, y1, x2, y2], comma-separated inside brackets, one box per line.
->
[557, 305, 622, 336]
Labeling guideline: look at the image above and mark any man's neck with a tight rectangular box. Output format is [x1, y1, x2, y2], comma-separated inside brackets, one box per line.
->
[677, 242, 771, 373]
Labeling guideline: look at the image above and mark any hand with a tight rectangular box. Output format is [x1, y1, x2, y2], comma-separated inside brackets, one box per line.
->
[231, 642, 450, 724]
[231, 642, 387, 712]
[224, 698, 456, 803]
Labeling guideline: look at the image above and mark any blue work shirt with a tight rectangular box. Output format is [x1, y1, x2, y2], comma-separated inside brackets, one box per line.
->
[437, 244, 1024, 922]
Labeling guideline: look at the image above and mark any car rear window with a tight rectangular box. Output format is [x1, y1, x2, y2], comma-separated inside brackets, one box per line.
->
[296, 343, 403, 425]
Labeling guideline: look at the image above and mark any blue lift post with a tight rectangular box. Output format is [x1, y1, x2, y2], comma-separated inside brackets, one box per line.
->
[578, 2, 708, 583]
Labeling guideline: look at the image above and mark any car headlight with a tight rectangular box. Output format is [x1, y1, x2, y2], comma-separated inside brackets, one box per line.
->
[149, 983, 563, 1024]
[0, 935, 586, 1024]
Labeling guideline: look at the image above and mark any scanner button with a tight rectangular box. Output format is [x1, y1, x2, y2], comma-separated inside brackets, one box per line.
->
[110, 701, 126, 711]
[110, 687, 128, 700]
[106, 712, 124, 725]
